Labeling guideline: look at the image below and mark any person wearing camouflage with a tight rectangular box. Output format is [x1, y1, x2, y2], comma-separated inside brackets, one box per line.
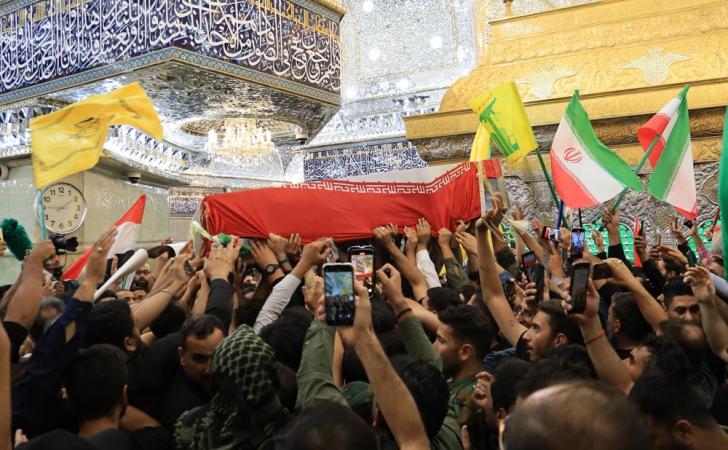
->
[174, 324, 290, 450]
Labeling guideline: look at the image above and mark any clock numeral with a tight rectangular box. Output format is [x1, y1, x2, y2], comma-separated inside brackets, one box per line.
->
[58, 187, 64, 194]
[59, 223, 64, 230]
[50, 221, 55, 226]
[68, 221, 72, 227]
[49, 189, 55, 195]
[68, 190, 72, 196]
[74, 196, 78, 202]
[43, 196, 50, 203]
[44, 214, 48, 220]
[75, 205, 80, 211]
[74, 214, 78, 219]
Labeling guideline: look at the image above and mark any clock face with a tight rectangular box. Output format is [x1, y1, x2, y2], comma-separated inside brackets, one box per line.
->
[35, 183, 88, 234]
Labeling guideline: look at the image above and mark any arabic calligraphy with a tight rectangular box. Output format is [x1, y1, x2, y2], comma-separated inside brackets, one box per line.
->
[0, 0, 341, 94]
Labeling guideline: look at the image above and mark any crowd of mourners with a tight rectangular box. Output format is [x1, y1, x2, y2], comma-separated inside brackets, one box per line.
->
[2, 192, 728, 450]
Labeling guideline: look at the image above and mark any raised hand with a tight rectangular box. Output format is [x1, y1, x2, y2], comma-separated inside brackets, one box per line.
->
[28, 240, 56, 266]
[511, 200, 525, 221]
[684, 266, 716, 304]
[604, 258, 638, 289]
[302, 276, 324, 312]
[633, 235, 649, 262]
[559, 227, 571, 250]
[268, 233, 289, 261]
[669, 219, 687, 244]
[170, 253, 194, 284]
[603, 209, 620, 233]
[402, 227, 418, 256]
[455, 231, 478, 255]
[249, 239, 278, 269]
[416, 218, 431, 251]
[472, 371, 492, 411]
[299, 240, 332, 269]
[83, 227, 118, 287]
[377, 264, 404, 304]
[592, 229, 605, 253]
[203, 246, 233, 281]
[658, 245, 688, 266]
[385, 223, 399, 239]
[483, 192, 506, 227]
[456, 220, 471, 234]
[285, 233, 302, 258]
[437, 228, 453, 247]
[561, 279, 598, 324]
[373, 226, 395, 248]
[317, 280, 372, 347]
[42, 279, 55, 298]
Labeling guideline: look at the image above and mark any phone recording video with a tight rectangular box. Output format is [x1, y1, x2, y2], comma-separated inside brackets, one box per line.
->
[569, 262, 591, 315]
[570, 228, 585, 259]
[542, 226, 561, 242]
[324, 263, 356, 326]
[522, 251, 536, 282]
[347, 246, 376, 298]
[591, 262, 613, 281]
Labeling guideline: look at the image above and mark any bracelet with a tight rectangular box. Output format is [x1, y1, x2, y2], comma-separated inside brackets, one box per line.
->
[278, 257, 290, 264]
[161, 289, 175, 296]
[395, 308, 413, 323]
[584, 330, 606, 346]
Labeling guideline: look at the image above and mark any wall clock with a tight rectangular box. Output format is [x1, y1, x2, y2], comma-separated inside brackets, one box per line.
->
[34, 182, 88, 234]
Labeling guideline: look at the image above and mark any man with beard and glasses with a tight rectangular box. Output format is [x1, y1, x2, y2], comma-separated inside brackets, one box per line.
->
[134, 263, 153, 292]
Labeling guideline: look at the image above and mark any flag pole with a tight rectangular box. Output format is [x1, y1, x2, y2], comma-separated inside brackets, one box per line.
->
[36, 189, 47, 240]
[610, 134, 660, 213]
[534, 147, 560, 211]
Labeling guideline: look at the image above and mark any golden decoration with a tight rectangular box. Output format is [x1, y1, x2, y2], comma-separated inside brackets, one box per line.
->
[617, 47, 694, 85]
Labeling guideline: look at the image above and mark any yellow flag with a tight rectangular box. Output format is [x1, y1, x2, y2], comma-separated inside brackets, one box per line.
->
[469, 80, 537, 167]
[469, 123, 492, 162]
[31, 82, 163, 188]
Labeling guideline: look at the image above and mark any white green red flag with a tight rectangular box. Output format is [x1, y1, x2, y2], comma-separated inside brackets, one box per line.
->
[637, 85, 697, 219]
[550, 91, 642, 209]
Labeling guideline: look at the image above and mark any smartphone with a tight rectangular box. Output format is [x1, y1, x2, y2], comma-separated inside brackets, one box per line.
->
[347, 245, 376, 299]
[591, 262, 613, 281]
[655, 232, 662, 246]
[569, 261, 591, 315]
[687, 251, 697, 268]
[637, 218, 645, 237]
[570, 228, 586, 259]
[324, 263, 356, 326]
[672, 216, 679, 228]
[502, 280, 516, 304]
[542, 226, 561, 243]
[533, 263, 546, 305]
[684, 219, 694, 229]
[522, 251, 536, 282]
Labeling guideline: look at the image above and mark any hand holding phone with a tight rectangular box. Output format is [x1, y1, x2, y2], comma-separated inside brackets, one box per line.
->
[324, 263, 356, 326]
[568, 262, 591, 315]
[591, 262, 613, 281]
[542, 226, 561, 243]
[347, 245, 376, 299]
[522, 251, 536, 282]
[570, 228, 585, 259]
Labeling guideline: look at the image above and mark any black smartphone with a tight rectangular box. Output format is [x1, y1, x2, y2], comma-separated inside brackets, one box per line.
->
[522, 251, 536, 282]
[533, 263, 546, 305]
[542, 226, 561, 242]
[684, 219, 694, 229]
[569, 261, 591, 315]
[502, 280, 516, 304]
[591, 262, 613, 281]
[324, 263, 356, 326]
[570, 228, 585, 259]
[348, 246, 376, 299]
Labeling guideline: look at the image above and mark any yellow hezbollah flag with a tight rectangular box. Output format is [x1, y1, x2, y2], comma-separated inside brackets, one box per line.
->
[469, 123, 491, 161]
[31, 82, 163, 189]
[469, 80, 537, 167]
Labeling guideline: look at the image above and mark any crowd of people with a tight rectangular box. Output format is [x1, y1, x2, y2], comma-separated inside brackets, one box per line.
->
[1, 192, 728, 449]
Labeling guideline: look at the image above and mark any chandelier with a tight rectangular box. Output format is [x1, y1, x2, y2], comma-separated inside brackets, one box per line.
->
[205, 118, 274, 166]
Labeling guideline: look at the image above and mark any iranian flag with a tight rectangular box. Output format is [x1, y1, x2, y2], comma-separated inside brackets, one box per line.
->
[551, 91, 642, 209]
[637, 86, 697, 219]
[63, 195, 146, 286]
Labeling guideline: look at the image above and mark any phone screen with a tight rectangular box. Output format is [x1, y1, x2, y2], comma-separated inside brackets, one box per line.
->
[522, 251, 536, 282]
[543, 227, 561, 242]
[591, 263, 613, 281]
[348, 246, 376, 298]
[324, 264, 356, 326]
[571, 228, 585, 259]
[569, 263, 590, 315]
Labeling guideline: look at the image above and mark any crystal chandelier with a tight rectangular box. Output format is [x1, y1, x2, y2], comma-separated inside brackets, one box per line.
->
[205, 118, 274, 166]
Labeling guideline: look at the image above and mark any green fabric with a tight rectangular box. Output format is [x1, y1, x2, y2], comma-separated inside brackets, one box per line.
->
[649, 86, 691, 200]
[297, 320, 348, 407]
[341, 381, 375, 410]
[443, 257, 470, 294]
[174, 325, 289, 450]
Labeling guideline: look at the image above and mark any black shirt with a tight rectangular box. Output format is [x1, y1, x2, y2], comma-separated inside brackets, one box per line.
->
[153, 368, 210, 431]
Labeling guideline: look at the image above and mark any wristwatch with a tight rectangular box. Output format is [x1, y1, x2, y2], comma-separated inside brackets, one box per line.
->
[264, 264, 280, 275]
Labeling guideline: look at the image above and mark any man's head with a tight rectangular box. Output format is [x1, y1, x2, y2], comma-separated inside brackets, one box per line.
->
[607, 293, 654, 346]
[374, 355, 449, 440]
[130, 285, 147, 303]
[657, 319, 708, 377]
[115, 289, 133, 304]
[64, 344, 128, 422]
[435, 305, 493, 379]
[514, 346, 595, 404]
[658, 257, 686, 279]
[663, 281, 700, 325]
[133, 263, 151, 290]
[178, 315, 226, 390]
[514, 295, 535, 328]
[44, 253, 61, 271]
[521, 299, 583, 361]
[259, 311, 312, 372]
[630, 373, 722, 450]
[708, 255, 724, 279]
[484, 358, 531, 431]
[86, 300, 141, 352]
[425, 287, 461, 315]
[274, 400, 377, 450]
[503, 381, 653, 450]
[30, 297, 65, 343]
[468, 271, 480, 289]
[624, 335, 690, 382]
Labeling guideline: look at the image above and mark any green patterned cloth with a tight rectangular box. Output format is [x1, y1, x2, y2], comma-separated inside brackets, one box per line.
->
[174, 325, 289, 450]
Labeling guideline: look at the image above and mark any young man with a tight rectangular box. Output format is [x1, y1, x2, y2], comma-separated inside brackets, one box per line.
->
[630, 373, 728, 450]
[663, 280, 701, 325]
[473, 358, 531, 435]
[476, 194, 582, 362]
[607, 293, 654, 360]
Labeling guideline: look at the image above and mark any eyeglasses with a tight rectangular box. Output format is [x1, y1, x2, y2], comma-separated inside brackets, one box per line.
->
[136, 270, 151, 276]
